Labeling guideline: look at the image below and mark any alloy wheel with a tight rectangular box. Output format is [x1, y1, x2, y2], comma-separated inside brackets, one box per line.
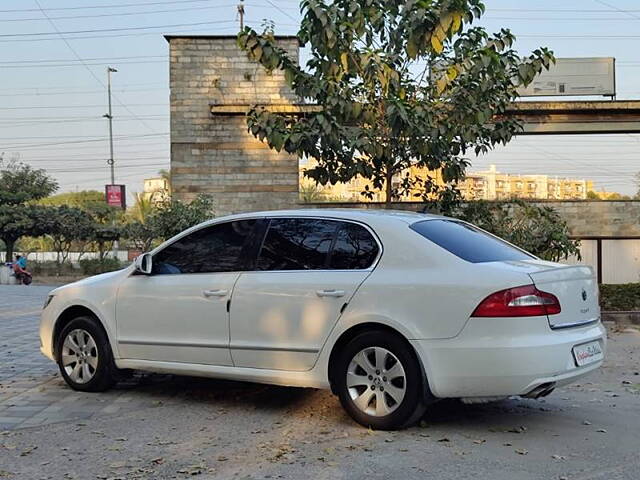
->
[346, 346, 407, 417]
[61, 328, 99, 384]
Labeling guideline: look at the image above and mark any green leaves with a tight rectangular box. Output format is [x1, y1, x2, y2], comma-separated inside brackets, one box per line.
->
[237, 0, 554, 205]
[454, 200, 581, 261]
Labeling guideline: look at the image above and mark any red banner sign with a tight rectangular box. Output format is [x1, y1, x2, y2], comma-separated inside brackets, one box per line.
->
[105, 184, 126, 209]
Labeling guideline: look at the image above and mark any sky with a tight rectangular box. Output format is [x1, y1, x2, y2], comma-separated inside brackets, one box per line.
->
[0, 0, 639, 199]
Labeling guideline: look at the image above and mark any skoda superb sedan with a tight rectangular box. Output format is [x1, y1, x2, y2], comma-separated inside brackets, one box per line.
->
[40, 209, 605, 430]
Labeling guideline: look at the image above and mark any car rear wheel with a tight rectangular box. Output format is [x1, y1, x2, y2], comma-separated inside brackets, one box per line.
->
[335, 330, 426, 430]
[56, 316, 116, 392]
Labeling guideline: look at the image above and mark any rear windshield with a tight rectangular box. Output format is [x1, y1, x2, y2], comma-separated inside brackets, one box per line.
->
[410, 219, 534, 263]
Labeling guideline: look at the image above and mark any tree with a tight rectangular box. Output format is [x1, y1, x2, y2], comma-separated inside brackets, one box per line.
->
[0, 160, 58, 259]
[0, 160, 58, 206]
[158, 168, 172, 197]
[300, 178, 327, 202]
[237, 0, 553, 207]
[586, 190, 600, 200]
[635, 172, 640, 199]
[121, 221, 156, 252]
[122, 195, 214, 252]
[47, 206, 94, 268]
[148, 194, 214, 240]
[37, 189, 123, 261]
[454, 200, 581, 262]
[130, 192, 155, 224]
[0, 204, 52, 261]
[38, 190, 104, 208]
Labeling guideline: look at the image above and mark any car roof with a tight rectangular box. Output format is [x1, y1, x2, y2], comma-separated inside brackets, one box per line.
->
[217, 208, 446, 224]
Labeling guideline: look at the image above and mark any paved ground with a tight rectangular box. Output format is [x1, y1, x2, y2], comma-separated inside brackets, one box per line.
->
[1, 284, 639, 479]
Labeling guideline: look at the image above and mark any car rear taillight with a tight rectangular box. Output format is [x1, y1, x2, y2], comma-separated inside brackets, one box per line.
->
[471, 284, 561, 317]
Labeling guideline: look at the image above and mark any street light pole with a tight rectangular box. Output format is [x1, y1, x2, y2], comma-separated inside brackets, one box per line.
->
[237, 0, 245, 29]
[104, 66, 117, 184]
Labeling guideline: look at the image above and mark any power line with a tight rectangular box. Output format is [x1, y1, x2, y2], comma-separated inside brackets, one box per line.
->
[0, 24, 237, 44]
[264, 0, 299, 21]
[0, 0, 218, 13]
[593, 0, 640, 21]
[0, 23, 239, 43]
[517, 33, 640, 39]
[0, 115, 168, 121]
[1, 60, 166, 69]
[0, 88, 168, 97]
[0, 104, 168, 110]
[0, 4, 235, 22]
[2, 133, 168, 150]
[0, 82, 166, 92]
[485, 15, 640, 21]
[33, 0, 162, 137]
[488, 7, 640, 13]
[0, 55, 165, 65]
[0, 19, 236, 38]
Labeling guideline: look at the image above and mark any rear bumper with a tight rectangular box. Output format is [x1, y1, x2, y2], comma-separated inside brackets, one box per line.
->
[411, 316, 606, 399]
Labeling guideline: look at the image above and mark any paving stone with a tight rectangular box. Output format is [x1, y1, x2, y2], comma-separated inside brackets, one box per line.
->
[0, 285, 180, 431]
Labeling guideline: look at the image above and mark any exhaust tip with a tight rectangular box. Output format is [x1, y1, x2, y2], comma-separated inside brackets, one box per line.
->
[522, 382, 556, 399]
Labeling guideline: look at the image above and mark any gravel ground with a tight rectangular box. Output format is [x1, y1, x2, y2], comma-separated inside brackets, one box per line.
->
[1, 285, 639, 480]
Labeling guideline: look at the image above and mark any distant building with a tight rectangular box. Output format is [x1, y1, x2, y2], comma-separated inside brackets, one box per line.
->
[458, 165, 594, 201]
[143, 177, 170, 203]
[300, 161, 594, 202]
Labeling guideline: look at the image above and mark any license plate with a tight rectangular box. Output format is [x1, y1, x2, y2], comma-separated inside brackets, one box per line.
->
[572, 341, 603, 367]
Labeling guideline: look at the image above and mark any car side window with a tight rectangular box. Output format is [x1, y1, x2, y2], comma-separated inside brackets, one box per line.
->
[152, 219, 258, 274]
[329, 223, 379, 269]
[256, 218, 338, 271]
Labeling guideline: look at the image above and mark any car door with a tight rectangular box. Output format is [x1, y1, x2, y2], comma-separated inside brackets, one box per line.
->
[116, 219, 260, 366]
[229, 217, 380, 371]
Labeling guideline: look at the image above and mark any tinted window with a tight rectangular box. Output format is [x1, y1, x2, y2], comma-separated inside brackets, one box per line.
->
[410, 219, 533, 263]
[153, 220, 257, 274]
[257, 218, 338, 270]
[329, 223, 379, 269]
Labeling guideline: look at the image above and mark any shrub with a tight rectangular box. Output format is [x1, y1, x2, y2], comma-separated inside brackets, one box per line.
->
[30, 260, 76, 276]
[451, 200, 581, 262]
[599, 283, 640, 311]
[79, 257, 124, 276]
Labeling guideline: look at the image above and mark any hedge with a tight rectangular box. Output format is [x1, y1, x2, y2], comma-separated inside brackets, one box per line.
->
[600, 283, 640, 312]
[78, 258, 123, 276]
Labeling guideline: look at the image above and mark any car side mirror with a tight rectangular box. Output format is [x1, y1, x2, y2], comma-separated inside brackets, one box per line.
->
[134, 253, 153, 275]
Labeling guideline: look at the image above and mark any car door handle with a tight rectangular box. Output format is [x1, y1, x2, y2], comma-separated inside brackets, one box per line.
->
[203, 289, 228, 298]
[316, 289, 345, 298]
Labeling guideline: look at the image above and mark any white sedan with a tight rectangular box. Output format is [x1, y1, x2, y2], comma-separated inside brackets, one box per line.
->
[40, 209, 605, 430]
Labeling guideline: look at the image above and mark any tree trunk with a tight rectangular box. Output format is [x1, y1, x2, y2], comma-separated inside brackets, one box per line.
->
[384, 170, 393, 208]
[4, 239, 15, 263]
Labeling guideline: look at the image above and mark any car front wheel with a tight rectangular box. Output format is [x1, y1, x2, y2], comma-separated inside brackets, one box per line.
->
[335, 330, 426, 430]
[56, 316, 116, 392]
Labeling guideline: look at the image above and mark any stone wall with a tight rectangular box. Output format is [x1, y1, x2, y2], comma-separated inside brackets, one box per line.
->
[305, 201, 640, 237]
[167, 35, 300, 216]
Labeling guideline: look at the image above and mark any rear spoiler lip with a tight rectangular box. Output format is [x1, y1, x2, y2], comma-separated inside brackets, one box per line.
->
[549, 317, 601, 330]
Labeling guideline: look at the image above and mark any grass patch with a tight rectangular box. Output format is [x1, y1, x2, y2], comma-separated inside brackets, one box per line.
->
[600, 283, 640, 311]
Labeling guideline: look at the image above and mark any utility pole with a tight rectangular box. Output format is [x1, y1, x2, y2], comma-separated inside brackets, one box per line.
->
[103, 66, 117, 184]
[237, 0, 245, 29]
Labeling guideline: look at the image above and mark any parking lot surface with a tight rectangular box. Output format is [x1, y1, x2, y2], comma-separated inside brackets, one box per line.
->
[1, 284, 639, 479]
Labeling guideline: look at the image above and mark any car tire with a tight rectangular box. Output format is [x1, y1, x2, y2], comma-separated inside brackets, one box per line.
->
[335, 330, 427, 430]
[56, 316, 116, 392]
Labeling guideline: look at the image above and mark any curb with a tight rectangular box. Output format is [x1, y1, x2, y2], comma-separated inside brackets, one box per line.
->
[602, 311, 640, 326]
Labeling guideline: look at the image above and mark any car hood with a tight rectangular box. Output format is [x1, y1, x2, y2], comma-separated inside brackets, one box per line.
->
[51, 267, 132, 295]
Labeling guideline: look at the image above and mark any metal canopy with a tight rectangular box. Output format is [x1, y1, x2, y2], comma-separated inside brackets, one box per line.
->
[210, 100, 640, 135]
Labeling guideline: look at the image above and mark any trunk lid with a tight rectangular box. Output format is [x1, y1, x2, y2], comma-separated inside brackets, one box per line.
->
[526, 264, 600, 329]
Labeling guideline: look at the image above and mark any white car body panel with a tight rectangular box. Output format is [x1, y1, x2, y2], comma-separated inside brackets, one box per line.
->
[229, 269, 370, 371]
[115, 271, 237, 365]
[39, 209, 606, 400]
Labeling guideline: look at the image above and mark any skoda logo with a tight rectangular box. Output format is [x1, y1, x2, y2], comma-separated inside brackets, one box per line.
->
[581, 289, 588, 301]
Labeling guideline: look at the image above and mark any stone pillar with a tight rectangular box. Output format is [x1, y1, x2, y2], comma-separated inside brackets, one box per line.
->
[166, 35, 301, 216]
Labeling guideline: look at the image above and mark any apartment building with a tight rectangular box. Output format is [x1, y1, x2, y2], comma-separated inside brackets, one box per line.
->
[300, 160, 594, 202]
